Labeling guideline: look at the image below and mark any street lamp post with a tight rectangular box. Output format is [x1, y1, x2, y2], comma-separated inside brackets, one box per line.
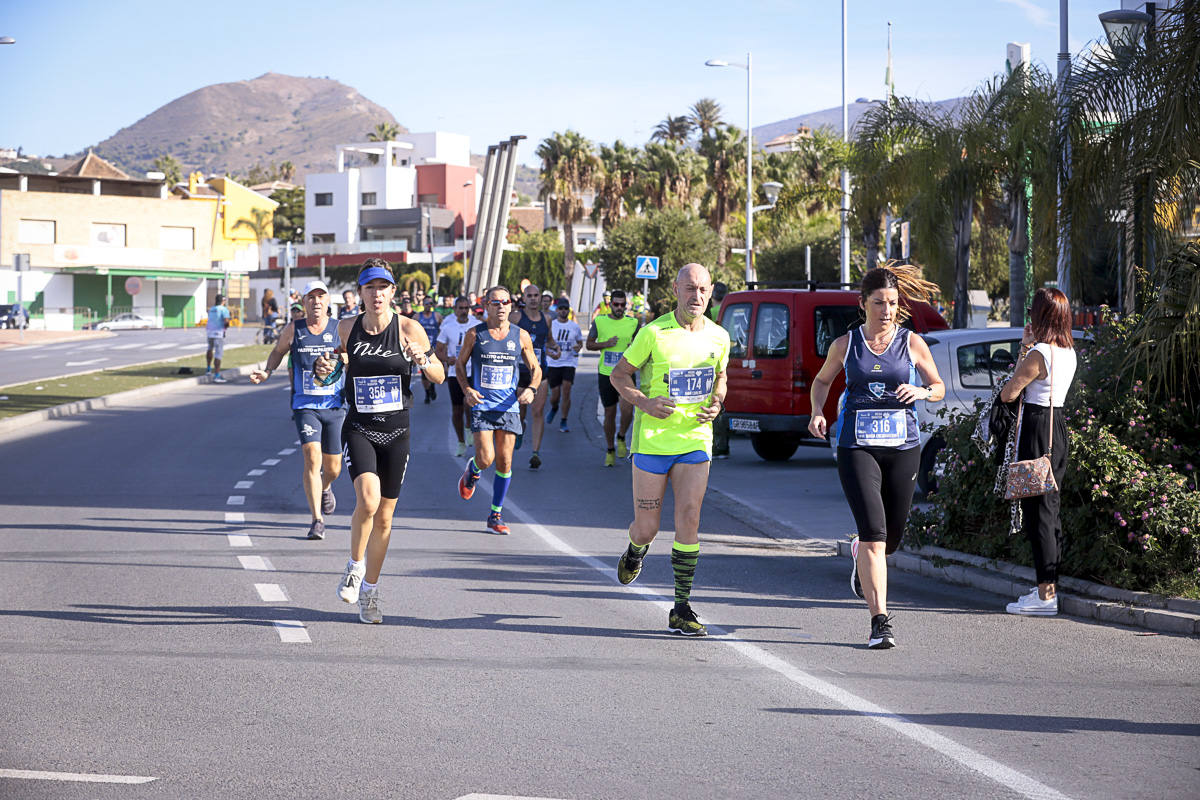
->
[705, 52, 756, 284]
[1056, 0, 1071, 298]
[840, 0, 851, 285]
[461, 180, 473, 296]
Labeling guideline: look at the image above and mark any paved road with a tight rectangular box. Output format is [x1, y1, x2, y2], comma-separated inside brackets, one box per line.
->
[0, 357, 1196, 799]
[0, 327, 261, 387]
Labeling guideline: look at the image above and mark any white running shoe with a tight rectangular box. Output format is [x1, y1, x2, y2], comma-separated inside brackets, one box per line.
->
[1006, 588, 1058, 616]
[336, 561, 365, 604]
[358, 586, 383, 624]
[455, 441, 466, 457]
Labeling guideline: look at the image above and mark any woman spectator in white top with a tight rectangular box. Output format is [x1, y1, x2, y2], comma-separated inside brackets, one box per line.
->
[999, 288, 1078, 617]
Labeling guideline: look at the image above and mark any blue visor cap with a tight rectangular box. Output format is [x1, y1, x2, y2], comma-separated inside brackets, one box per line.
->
[358, 266, 396, 286]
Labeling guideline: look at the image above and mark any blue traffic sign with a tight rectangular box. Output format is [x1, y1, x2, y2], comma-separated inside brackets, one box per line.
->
[635, 255, 660, 280]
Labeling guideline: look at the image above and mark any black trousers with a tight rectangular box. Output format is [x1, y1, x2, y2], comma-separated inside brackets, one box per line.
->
[1018, 404, 1069, 584]
[837, 446, 921, 555]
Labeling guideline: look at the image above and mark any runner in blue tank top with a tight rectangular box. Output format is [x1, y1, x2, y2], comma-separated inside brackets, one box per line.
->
[511, 283, 560, 467]
[250, 280, 347, 541]
[808, 262, 945, 650]
[415, 298, 443, 405]
[454, 285, 542, 534]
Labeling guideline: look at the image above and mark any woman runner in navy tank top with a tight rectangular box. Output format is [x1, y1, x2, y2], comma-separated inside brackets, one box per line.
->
[313, 258, 445, 625]
[807, 263, 945, 650]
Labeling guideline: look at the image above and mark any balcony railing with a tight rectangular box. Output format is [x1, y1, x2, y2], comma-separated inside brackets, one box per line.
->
[271, 239, 411, 259]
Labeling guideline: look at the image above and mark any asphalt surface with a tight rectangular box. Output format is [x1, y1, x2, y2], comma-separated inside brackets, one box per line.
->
[0, 355, 1196, 799]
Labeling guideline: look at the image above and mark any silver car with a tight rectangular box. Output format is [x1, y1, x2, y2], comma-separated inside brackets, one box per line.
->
[92, 312, 159, 331]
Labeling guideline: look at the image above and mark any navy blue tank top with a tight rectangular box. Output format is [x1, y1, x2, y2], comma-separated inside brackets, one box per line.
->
[345, 314, 412, 429]
[838, 326, 920, 450]
[416, 311, 440, 343]
[290, 317, 344, 410]
[470, 322, 521, 412]
[517, 311, 550, 368]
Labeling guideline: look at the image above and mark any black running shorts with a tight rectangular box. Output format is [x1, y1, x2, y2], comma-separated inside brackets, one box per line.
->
[342, 422, 411, 500]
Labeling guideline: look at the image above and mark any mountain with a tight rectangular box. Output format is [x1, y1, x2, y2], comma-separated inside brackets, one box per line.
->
[90, 72, 405, 179]
[753, 96, 967, 143]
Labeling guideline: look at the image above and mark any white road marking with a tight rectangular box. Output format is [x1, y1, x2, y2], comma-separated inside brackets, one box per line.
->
[273, 620, 310, 643]
[110, 342, 144, 350]
[235, 480, 254, 489]
[75, 343, 108, 351]
[493, 491, 1074, 800]
[226, 495, 245, 506]
[0, 768, 156, 784]
[277, 448, 296, 455]
[261, 458, 280, 466]
[3, 345, 38, 351]
[227, 534, 253, 547]
[293, 440, 301, 445]
[237, 555, 273, 571]
[64, 358, 108, 366]
[255, 583, 289, 602]
[180, 342, 209, 349]
[456, 795, 569, 800]
[224, 511, 245, 523]
[247, 469, 266, 476]
[145, 342, 177, 350]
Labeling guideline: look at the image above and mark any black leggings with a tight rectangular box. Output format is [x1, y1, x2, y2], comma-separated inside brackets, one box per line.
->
[1018, 405, 1069, 584]
[342, 422, 411, 500]
[837, 446, 920, 554]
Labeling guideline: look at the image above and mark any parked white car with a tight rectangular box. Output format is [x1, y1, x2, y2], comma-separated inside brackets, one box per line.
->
[90, 312, 159, 331]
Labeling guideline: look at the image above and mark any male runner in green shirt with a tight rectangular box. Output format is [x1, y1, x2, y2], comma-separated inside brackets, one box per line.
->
[608, 263, 730, 635]
[586, 289, 640, 466]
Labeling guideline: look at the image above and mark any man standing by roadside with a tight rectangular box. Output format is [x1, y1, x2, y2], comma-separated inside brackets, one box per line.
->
[436, 296, 476, 457]
[609, 264, 729, 636]
[205, 293, 231, 383]
[248, 280, 346, 540]
[586, 289, 639, 466]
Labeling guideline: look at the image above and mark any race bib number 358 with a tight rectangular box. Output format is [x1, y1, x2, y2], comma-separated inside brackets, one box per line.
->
[668, 366, 715, 404]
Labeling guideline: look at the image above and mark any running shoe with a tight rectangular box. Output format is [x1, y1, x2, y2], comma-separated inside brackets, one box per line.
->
[868, 613, 896, 649]
[455, 441, 467, 457]
[546, 404, 558, 423]
[1005, 588, 1058, 616]
[668, 603, 707, 636]
[430, 385, 437, 401]
[212, 373, 228, 383]
[529, 451, 541, 470]
[604, 450, 616, 467]
[616, 548, 644, 585]
[306, 519, 325, 540]
[616, 438, 628, 459]
[205, 366, 212, 375]
[336, 561, 365, 604]
[486, 511, 510, 535]
[849, 536, 864, 600]
[321, 487, 336, 515]
[424, 390, 432, 404]
[358, 586, 383, 624]
[458, 462, 479, 500]
[559, 419, 570, 433]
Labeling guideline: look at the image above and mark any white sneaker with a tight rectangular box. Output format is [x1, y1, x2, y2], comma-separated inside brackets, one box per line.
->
[336, 561, 365, 604]
[358, 586, 383, 624]
[455, 441, 466, 457]
[1006, 588, 1058, 616]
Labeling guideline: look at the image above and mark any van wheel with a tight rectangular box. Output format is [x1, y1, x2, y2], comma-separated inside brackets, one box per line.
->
[918, 434, 945, 495]
[750, 434, 799, 462]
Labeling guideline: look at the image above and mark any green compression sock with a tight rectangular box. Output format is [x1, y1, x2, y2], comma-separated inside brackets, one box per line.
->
[671, 540, 700, 606]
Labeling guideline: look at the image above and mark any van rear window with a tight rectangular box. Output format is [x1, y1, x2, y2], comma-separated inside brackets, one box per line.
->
[814, 306, 860, 356]
[722, 302, 751, 359]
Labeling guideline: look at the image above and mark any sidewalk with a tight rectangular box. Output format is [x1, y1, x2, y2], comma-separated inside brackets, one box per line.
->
[0, 329, 113, 348]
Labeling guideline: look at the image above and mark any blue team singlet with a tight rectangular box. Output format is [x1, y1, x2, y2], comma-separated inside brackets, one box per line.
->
[416, 311, 440, 344]
[470, 322, 521, 412]
[290, 317, 344, 410]
[517, 311, 550, 369]
[837, 326, 920, 450]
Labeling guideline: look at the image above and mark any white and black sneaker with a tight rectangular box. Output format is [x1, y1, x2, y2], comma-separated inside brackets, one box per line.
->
[336, 561, 365, 604]
[358, 586, 383, 624]
[868, 613, 896, 649]
[849, 536, 864, 600]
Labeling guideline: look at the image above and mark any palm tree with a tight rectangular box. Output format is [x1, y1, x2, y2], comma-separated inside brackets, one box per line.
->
[639, 142, 705, 211]
[594, 140, 641, 232]
[537, 130, 602, 282]
[232, 207, 274, 241]
[690, 98, 723, 138]
[651, 114, 695, 145]
[365, 122, 401, 164]
[278, 161, 296, 183]
[698, 124, 745, 266]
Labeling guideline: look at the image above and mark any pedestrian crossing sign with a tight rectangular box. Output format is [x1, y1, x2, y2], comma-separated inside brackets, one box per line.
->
[635, 255, 660, 280]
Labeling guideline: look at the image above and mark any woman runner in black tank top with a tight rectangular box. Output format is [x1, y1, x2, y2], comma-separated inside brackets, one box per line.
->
[314, 258, 445, 625]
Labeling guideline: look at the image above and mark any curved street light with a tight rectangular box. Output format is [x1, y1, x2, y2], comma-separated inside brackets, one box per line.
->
[705, 53, 756, 284]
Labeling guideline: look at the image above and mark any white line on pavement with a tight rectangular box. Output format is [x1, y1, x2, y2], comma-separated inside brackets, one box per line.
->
[261, 458, 280, 466]
[237, 555, 273, 571]
[224, 511, 244, 523]
[226, 495, 245, 506]
[247, 469, 265, 476]
[64, 358, 108, 367]
[75, 343, 108, 351]
[227, 534, 253, 547]
[255, 583, 289, 602]
[0, 768, 156, 784]
[235, 480, 254, 489]
[180, 342, 209, 349]
[144, 342, 177, 350]
[109, 342, 144, 350]
[277, 448, 296, 455]
[273, 620, 310, 643]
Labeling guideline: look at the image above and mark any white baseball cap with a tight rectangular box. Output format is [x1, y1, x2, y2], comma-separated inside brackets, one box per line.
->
[302, 280, 329, 296]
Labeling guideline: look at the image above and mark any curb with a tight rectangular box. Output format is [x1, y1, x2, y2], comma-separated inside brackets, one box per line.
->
[834, 540, 1200, 637]
[0, 363, 263, 442]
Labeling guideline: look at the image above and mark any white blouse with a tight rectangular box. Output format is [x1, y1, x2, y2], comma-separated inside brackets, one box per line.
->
[1023, 342, 1077, 407]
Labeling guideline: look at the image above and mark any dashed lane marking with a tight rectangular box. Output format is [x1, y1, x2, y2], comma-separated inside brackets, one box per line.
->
[237, 555, 273, 571]
[227, 534, 253, 547]
[261, 459, 280, 466]
[144, 342, 177, 350]
[277, 448, 296, 456]
[224, 512, 245, 523]
[226, 495, 245, 506]
[0, 769, 156, 784]
[273, 620, 311, 643]
[235, 480, 254, 489]
[255, 583, 289, 602]
[247, 469, 266, 476]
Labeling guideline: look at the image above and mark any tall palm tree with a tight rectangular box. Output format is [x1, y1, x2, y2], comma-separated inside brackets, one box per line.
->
[690, 98, 723, 138]
[639, 142, 705, 211]
[278, 161, 296, 183]
[698, 124, 745, 266]
[537, 130, 602, 281]
[365, 122, 401, 164]
[651, 114, 695, 145]
[594, 140, 641, 231]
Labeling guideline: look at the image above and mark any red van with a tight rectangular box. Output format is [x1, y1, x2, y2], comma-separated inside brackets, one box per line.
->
[717, 283, 948, 461]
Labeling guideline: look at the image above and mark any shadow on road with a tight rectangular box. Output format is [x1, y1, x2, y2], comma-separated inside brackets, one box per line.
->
[763, 707, 1200, 737]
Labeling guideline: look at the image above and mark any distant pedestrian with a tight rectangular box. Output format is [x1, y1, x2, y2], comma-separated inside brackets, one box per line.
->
[339, 289, 361, 319]
[205, 293, 231, 383]
[999, 287, 1077, 617]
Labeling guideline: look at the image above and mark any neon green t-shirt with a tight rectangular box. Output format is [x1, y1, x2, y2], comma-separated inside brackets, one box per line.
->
[594, 314, 639, 376]
[623, 311, 730, 456]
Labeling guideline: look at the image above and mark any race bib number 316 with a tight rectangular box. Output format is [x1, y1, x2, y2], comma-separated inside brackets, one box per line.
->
[854, 409, 907, 447]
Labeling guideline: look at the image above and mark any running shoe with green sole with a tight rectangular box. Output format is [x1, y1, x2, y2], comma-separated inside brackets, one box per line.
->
[604, 450, 616, 467]
[616, 548, 644, 584]
[668, 603, 707, 636]
[616, 438, 628, 459]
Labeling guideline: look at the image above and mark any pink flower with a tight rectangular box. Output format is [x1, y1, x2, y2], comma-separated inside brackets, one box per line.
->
[1183, 527, 1191, 535]
[1119, 520, 1127, 527]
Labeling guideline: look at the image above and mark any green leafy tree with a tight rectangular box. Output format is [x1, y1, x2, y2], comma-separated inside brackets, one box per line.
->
[593, 140, 641, 231]
[514, 229, 562, 252]
[598, 208, 723, 312]
[697, 124, 746, 267]
[536, 130, 602, 282]
[651, 114, 695, 145]
[152, 154, 182, 186]
[637, 141, 705, 212]
[270, 187, 305, 244]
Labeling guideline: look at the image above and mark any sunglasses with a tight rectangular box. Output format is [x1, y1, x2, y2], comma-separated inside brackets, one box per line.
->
[488, 298, 513, 306]
[610, 302, 627, 308]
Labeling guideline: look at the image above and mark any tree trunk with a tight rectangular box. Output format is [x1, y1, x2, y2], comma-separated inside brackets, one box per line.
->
[563, 220, 576, 285]
[1005, 179, 1030, 328]
[862, 207, 882, 271]
[952, 193, 974, 329]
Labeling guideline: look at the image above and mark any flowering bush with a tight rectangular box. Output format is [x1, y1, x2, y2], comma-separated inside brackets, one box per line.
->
[907, 312, 1200, 597]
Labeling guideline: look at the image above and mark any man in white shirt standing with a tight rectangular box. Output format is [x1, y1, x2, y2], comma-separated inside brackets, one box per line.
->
[205, 293, 231, 383]
[435, 295, 477, 457]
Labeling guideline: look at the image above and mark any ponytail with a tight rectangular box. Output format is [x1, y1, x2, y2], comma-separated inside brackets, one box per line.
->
[860, 261, 940, 323]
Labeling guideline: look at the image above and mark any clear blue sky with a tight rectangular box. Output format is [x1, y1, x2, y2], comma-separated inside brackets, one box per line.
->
[1, 0, 1116, 168]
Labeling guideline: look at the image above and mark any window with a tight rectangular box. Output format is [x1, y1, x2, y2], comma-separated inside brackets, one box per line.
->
[160, 226, 194, 250]
[753, 303, 789, 358]
[721, 302, 752, 359]
[310, 233, 335, 243]
[418, 193, 440, 206]
[18, 219, 55, 244]
[814, 305, 861, 356]
[956, 340, 1020, 388]
[361, 192, 377, 206]
[91, 222, 126, 247]
[314, 193, 333, 206]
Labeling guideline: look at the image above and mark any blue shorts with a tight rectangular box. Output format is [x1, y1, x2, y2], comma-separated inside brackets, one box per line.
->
[293, 407, 347, 455]
[470, 407, 523, 434]
[632, 450, 710, 474]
